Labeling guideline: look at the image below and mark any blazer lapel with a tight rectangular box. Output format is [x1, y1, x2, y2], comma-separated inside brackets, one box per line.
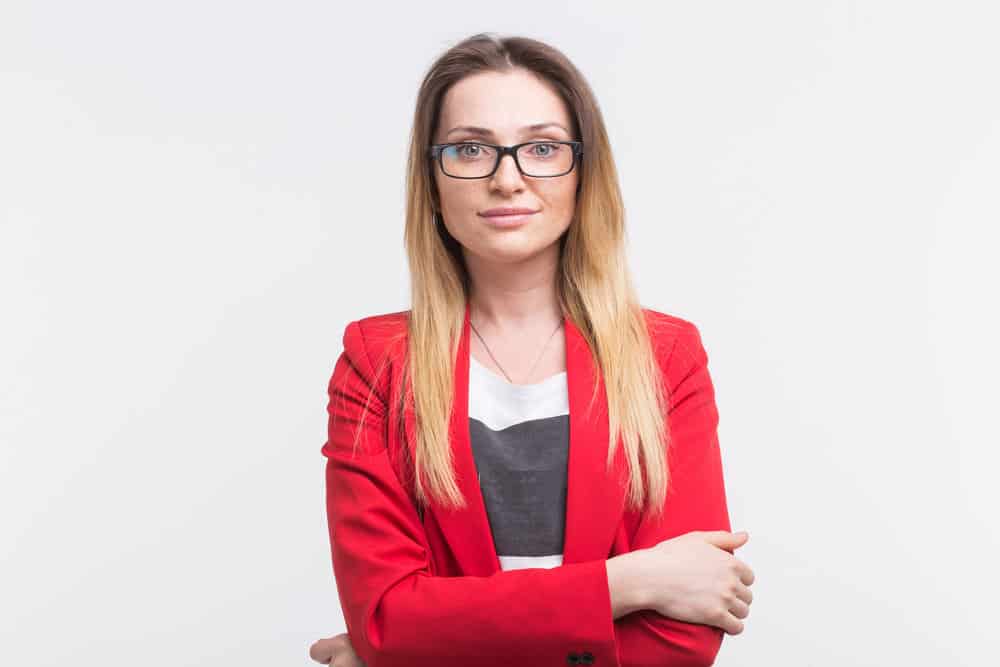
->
[562, 310, 630, 565]
[421, 300, 500, 576]
[419, 300, 629, 576]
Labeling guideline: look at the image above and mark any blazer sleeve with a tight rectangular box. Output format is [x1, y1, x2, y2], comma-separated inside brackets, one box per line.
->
[612, 320, 732, 667]
[322, 320, 621, 667]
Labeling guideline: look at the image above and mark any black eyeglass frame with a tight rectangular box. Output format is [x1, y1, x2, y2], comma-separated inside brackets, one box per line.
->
[427, 140, 584, 179]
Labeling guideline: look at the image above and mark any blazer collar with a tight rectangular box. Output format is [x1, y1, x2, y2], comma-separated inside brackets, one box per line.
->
[411, 300, 629, 576]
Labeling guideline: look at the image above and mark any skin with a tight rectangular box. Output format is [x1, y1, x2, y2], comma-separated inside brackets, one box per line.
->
[309, 633, 363, 667]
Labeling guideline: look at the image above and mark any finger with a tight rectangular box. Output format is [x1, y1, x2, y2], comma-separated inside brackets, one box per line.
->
[308, 642, 330, 664]
[309, 637, 337, 664]
[717, 609, 746, 636]
[728, 597, 751, 620]
[733, 582, 753, 606]
[330, 652, 365, 667]
[703, 530, 749, 551]
[734, 558, 755, 585]
[336, 636, 366, 667]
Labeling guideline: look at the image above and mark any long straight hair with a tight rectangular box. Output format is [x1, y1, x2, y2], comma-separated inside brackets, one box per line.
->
[362, 33, 673, 520]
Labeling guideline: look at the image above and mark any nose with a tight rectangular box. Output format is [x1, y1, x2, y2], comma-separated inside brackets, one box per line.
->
[489, 151, 525, 192]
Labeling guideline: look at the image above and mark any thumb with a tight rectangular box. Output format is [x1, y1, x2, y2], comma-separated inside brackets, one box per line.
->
[702, 530, 749, 548]
[309, 637, 337, 664]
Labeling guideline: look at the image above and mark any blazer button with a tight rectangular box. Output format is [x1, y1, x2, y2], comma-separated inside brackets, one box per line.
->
[580, 652, 594, 664]
[566, 652, 580, 665]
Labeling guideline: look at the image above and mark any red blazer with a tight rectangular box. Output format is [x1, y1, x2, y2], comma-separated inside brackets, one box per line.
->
[321, 300, 732, 667]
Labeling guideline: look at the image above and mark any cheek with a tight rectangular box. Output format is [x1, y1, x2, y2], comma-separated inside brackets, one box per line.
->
[437, 181, 476, 215]
[433, 171, 467, 210]
[542, 181, 578, 215]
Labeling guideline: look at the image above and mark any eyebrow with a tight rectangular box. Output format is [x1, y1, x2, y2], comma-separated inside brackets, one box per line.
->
[445, 122, 570, 139]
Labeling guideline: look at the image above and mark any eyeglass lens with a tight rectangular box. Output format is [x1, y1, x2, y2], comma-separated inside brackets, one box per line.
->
[440, 143, 575, 178]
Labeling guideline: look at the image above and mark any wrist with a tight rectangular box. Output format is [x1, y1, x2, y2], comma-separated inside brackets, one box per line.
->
[606, 550, 649, 619]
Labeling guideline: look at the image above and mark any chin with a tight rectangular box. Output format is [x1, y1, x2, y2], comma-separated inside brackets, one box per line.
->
[488, 238, 559, 263]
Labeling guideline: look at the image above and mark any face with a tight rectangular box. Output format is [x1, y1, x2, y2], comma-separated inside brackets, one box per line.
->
[431, 68, 580, 266]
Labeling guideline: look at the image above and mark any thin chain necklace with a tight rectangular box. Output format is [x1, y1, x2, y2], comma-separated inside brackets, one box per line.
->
[469, 315, 563, 385]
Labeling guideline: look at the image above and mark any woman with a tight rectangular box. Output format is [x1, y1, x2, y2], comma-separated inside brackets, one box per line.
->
[310, 33, 754, 667]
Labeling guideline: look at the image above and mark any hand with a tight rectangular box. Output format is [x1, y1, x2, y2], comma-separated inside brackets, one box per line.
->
[308, 632, 366, 666]
[634, 530, 755, 635]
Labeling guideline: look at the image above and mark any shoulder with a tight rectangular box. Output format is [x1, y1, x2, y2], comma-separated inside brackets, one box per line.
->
[340, 309, 410, 372]
[639, 306, 710, 373]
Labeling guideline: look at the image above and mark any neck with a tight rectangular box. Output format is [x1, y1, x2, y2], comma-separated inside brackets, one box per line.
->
[464, 245, 562, 330]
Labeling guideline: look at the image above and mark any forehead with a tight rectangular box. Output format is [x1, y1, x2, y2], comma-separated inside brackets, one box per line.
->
[437, 68, 572, 138]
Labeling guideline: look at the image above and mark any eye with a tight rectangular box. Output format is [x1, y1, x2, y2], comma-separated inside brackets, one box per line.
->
[449, 142, 493, 159]
[527, 142, 561, 158]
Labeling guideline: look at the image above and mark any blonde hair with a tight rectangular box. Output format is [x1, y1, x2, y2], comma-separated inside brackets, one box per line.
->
[364, 32, 673, 520]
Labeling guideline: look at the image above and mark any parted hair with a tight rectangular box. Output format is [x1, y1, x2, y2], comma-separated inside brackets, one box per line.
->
[355, 32, 674, 520]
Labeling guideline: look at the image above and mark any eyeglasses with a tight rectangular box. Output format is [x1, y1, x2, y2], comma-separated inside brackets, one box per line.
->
[428, 141, 584, 179]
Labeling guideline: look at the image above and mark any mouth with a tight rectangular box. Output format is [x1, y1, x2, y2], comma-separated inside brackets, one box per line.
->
[478, 207, 540, 228]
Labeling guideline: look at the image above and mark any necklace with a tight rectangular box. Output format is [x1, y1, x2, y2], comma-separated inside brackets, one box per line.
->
[469, 314, 563, 385]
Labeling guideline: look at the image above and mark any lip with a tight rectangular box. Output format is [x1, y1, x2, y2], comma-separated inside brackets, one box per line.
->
[479, 206, 539, 217]
[478, 207, 540, 228]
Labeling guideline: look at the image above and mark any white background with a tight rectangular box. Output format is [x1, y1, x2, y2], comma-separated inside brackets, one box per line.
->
[2, 1, 998, 665]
